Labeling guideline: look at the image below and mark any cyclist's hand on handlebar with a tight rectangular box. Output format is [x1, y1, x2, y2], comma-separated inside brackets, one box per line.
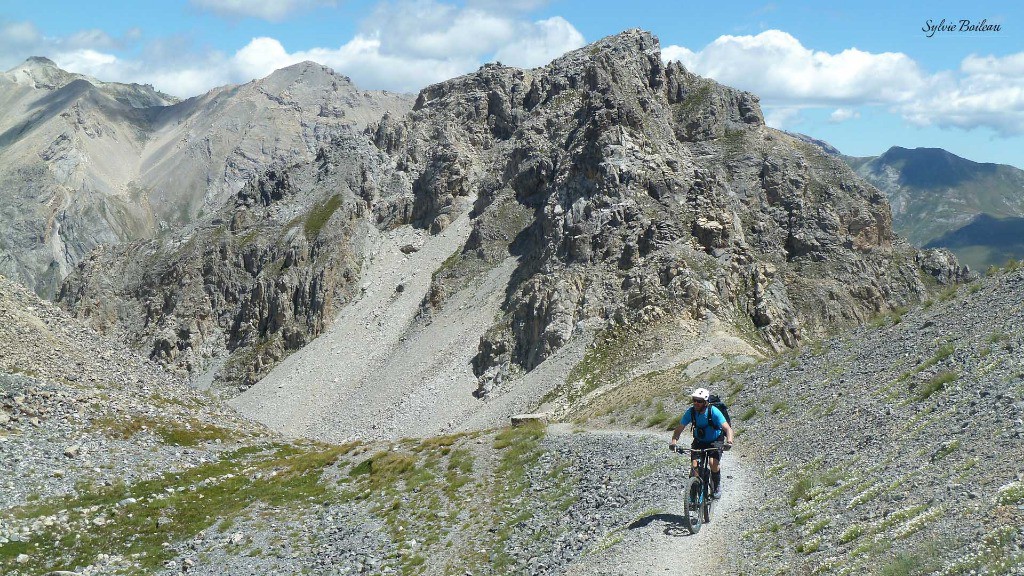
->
[723, 441, 733, 451]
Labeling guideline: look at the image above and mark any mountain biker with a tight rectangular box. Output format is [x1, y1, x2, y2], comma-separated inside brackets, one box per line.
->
[670, 387, 734, 499]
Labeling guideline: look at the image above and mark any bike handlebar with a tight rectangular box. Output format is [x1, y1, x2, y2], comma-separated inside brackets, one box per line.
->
[671, 443, 732, 453]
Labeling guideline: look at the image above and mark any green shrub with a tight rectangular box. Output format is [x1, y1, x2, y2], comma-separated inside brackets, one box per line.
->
[790, 475, 817, 506]
[796, 538, 820, 554]
[839, 524, 865, 544]
[916, 371, 958, 400]
[937, 285, 958, 302]
[930, 440, 960, 462]
[987, 331, 1009, 344]
[880, 553, 922, 576]
[933, 343, 955, 362]
[997, 482, 1024, 505]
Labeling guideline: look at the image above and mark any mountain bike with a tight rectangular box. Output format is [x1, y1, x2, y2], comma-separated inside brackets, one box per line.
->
[674, 443, 728, 534]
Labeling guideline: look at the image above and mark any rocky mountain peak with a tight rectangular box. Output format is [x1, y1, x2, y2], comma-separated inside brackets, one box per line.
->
[876, 145, 998, 187]
[4, 55, 78, 90]
[23, 55, 58, 67]
[3, 55, 178, 108]
[256, 60, 356, 93]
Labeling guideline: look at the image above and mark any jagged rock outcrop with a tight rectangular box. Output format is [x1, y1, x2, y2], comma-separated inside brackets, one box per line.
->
[0, 57, 412, 297]
[60, 30, 964, 396]
[59, 136, 395, 390]
[397, 30, 965, 396]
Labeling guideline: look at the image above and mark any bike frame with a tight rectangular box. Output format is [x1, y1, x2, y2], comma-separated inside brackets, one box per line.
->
[675, 445, 719, 533]
[688, 447, 715, 500]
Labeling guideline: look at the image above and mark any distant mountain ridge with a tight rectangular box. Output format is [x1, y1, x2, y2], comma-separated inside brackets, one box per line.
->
[4, 56, 179, 107]
[843, 146, 1024, 270]
[0, 57, 413, 297]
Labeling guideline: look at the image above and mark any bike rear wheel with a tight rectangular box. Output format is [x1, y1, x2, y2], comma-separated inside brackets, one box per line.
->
[683, 476, 703, 534]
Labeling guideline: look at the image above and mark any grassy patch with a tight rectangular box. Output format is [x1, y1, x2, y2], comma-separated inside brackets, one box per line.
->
[988, 331, 1009, 345]
[937, 285, 959, 302]
[880, 552, 932, 576]
[341, 435, 480, 575]
[839, 524, 865, 544]
[646, 401, 677, 429]
[997, 482, 1024, 505]
[796, 538, 821, 554]
[304, 194, 343, 240]
[790, 475, 817, 506]
[807, 519, 830, 535]
[0, 442, 353, 574]
[482, 423, 547, 572]
[915, 371, 958, 401]
[350, 451, 419, 488]
[868, 306, 908, 328]
[941, 527, 1021, 575]
[930, 440, 960, 462]
[554, 329, 628, 405]
[90, 415, 237, 446]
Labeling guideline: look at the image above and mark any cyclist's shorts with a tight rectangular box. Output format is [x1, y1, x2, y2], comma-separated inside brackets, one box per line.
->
[690, 440, 723, 461]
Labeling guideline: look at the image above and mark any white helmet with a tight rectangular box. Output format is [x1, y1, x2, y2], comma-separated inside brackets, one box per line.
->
[691, 387, 710, 402]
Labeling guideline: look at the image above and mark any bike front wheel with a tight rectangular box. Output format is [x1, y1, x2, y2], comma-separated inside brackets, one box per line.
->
[683, 476, 703, 534]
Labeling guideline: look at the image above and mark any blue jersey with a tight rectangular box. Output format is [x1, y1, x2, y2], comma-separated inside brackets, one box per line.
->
[680, 406, 726, 442]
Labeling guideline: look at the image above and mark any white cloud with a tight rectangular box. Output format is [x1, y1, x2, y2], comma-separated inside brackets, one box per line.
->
[1, 0, 585, 97]
[829, 108, 860, 123]
[1, 21, 42, 47]
[660, 44, 694, 66]
[0, 20, 139, 73]
[493, 16, 585, 68]
[663, 30, 925, 106]
[55, 49, 118, 74]
[663, 30, 1024, 136]
[151, 0, 585, 95]
[899, 53, 1024, 136]
[367, 2, 517, 60]
[189, 0, 335, 21]
[229, 34, 477, 93]
[763, 106, 803, 129]
[232, 37, 294, 80]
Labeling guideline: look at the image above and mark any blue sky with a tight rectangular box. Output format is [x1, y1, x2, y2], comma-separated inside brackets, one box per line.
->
[2, 0, 1022, 167]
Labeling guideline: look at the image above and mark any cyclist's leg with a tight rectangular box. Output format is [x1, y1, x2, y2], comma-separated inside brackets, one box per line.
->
[709, 448, 723, 495]
[689, 440, 700, 476]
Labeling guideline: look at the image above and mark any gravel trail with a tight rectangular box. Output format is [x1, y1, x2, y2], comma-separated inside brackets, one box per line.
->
[554, 426, 759, 576]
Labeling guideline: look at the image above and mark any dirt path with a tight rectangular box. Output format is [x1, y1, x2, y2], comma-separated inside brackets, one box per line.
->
[557, 426, 758, 576]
